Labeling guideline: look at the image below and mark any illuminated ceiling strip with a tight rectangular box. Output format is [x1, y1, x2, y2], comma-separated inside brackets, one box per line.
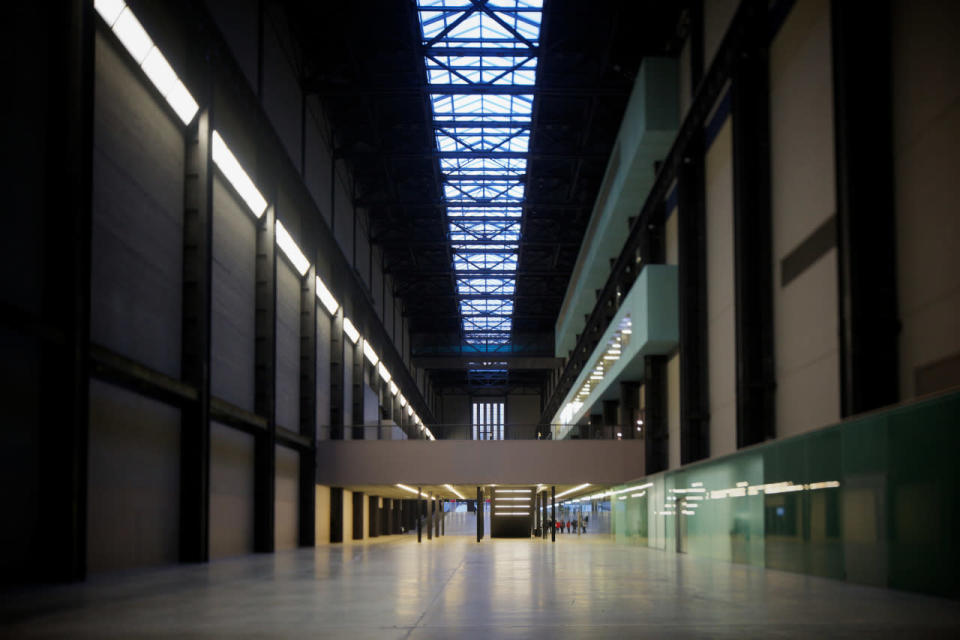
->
[416, 0, 542, 350]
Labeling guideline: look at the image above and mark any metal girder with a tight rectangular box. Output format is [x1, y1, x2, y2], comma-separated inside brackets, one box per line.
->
[338, 150, 604, 160]
[309, 84, 629, 97]
[413, 355, 562, 369]
[357, 200, 587, 209]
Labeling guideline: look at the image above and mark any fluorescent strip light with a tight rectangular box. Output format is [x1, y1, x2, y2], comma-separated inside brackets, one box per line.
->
[406, 405, 414, 416]
[342, 317, 360, 343]
[363, 339, 379, 365]
[164, 78, 199, 125]
[96, 2, 199, 125]
[555, 483, 591, 499]
[444, 484, 465, 500]
[211, 131, 267, 217]
[140, 46, 177, 97]
[378, 362, 391, 382]
[396, 483, 420, 496]
[399, 394, 407, 408]
[94, 0, 126, 26]
[112, 7, 153, 64]
[275, 220, 310, 276]
[498, 497, 530, 501]
[315, 276, 339, 315]
[495, 513, 529, 517]
[495, 489, 531, 494]
[389, 381, 399, 396]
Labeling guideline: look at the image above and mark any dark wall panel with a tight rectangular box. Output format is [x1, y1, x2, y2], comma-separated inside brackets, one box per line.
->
[211, 176, 256, 411]
[275, 261, 300, 430]
[90, 33, 184, 378]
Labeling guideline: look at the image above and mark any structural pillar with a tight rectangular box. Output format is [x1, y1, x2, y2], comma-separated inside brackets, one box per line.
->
[477, 487, 483, 542]
[551, 486, 556, 542]
[644, 356, 668, 474]
[253, 204, 277, 553]
[179, 105, 213, 563]
[831, 0, 899, 416]
[732, 1, 775, 449]
[618, 382, 639, 440]
[678, 130, 710, 464]
[427, 493, 433, 540]
[298, 264, 317, 546]
[417, 488, 422, 543]
[602, 400, 619, 438]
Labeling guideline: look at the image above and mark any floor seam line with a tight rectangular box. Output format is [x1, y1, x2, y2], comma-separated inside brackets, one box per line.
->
[402, 554, 467, 639]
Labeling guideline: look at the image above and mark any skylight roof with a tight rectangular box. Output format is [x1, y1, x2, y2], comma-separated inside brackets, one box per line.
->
[417, 0, 542, 353]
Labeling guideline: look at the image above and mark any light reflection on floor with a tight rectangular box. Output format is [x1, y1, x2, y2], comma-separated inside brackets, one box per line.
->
[3, 530, 959, 638]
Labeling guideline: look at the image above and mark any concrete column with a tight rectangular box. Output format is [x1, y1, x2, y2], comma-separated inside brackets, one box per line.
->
[603, 399, 619, 438]
[477, 487, 483, 542]
[619, 382, 640, 440]
[589, 413, 603, 439]
[417, 488, 422, 543]
[551, 486, 556, 542]
[427, 493, 433, 540]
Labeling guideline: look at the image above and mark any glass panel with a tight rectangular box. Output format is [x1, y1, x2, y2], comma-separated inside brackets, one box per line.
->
[417, 0, 542, 350]
[605, 391, 960, 598]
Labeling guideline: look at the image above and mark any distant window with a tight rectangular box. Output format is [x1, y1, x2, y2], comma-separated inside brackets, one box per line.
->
[472, 400, 505, 440]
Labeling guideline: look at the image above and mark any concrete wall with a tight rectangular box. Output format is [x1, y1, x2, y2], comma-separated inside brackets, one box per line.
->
[441, 394, 471, 439]
[314, 485, 331, 544]
[274, 445, 299, 550]
[342, 489, 354, 542]
[667, 353, 681, 469]
[210, 422, 255, 558]
[507, 394, 540, 439]
[87, 380, 180, 572]
[769, 0, 840, 438]
[705, 118, 737, 458]
[316, 440, 646, 486]
[891, 0, 960, 398]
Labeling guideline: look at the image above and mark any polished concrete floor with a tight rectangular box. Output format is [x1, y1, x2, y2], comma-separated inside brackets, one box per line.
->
[3, 531, 960, 638]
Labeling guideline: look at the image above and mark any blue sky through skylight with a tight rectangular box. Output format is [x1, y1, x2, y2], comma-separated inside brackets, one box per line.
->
[417, 0, 542, 351]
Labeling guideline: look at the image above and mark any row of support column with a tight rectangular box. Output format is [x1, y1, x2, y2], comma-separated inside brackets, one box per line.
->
[416, 488, 445, 543]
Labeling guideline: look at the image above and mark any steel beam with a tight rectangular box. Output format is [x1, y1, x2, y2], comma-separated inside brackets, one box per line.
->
[299, 265, 317, 546]
[254, 205, 277, 553]
[179, 107, 214, 563]
[677, 132, 709, 464]
[308, 83, 627, 97]
[731, 3, 776, 449]
[330, 309, 344, 439]
[831, 0, 899, 416]
[36, 0, 94, 583]
[643, 356, 667, 473]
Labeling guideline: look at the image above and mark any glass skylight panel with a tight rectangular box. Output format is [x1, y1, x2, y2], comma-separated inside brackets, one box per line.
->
[456, 277, 516, 295]
[453, 253, 518, 271]
[418, 0, 541, 352]
[440, 157, 526, 176]
[460, 299, 514, 315]
[449, 221, 520, 242]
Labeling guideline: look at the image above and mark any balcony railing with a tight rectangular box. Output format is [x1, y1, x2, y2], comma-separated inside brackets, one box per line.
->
[316, 423, 642, 441]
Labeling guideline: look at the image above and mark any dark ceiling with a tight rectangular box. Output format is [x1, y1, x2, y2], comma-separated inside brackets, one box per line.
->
[280, 0, 687, 394]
